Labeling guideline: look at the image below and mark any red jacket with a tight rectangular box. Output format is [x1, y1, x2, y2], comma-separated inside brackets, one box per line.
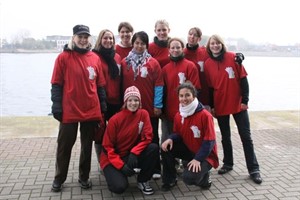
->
[184, 46, 210, 105]
[51, 50, 106, 123]
[204, 52, 248, 116]
[100, 109, 153, 170]
[173, 108, 219, 168]
[162, 58, 201, 121]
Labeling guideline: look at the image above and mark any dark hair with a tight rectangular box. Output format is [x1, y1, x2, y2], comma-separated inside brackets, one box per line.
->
[131, 31, 149, 49]
[177, 81, 197, 98]
[118, 22, 134, 33]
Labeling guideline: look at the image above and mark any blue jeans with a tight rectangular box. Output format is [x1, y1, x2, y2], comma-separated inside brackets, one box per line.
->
[216, 110, 260, 174]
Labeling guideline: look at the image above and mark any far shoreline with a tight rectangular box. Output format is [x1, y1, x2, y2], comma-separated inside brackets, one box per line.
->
[0, 49, 299, 57]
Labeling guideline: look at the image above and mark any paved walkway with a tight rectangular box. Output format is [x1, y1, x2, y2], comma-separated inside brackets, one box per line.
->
[0, 111, 299, 200]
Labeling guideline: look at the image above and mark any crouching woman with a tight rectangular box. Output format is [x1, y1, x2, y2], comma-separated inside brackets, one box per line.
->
[161, 82, 219, 191]
[100, 86, 159, 195]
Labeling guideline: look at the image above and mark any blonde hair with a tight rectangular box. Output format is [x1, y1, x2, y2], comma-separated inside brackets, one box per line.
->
[94, 29, 115, 51]
[206, 34, 227, 55]
[154, 19, 170, 29]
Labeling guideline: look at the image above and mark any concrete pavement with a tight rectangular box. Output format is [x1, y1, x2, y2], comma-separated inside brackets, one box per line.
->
[0, 111, 299, 199]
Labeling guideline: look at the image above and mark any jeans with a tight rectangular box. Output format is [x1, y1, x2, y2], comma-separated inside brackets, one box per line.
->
[217, 110, 260, 173]
[161, 140, 212, 186]
[103, 143, 159, 194]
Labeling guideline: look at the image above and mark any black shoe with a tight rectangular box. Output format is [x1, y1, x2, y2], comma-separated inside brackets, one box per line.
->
[201, 181, 212, 190]
[250, 173, 262, 184]
[51, 180, 62, 192]
[161, 180, 177, 191]
[78, 179, 92, 189]
[218, 166, 233, 174]
[201, 171, 212, 190]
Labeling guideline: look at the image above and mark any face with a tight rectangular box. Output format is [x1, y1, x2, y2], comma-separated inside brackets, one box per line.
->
[154, 23, 170, 41]
[73, 34, 90, 48]
[133, 37, 147, 54]
[126, 96, 140, 112]
[209, 38, 222, 54]
[178, 88, 195, 107]
[169, 40, 183, 57]
[101, 32, 114, 49]
[187, 29, 201, 46]
[119, 27, 133, 45]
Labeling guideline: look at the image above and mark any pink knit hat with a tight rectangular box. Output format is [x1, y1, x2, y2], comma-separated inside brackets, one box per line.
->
[124, 86, 141, 102]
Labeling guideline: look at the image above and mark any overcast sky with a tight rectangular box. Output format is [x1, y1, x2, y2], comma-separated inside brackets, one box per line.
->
[0, 0, 299, 45]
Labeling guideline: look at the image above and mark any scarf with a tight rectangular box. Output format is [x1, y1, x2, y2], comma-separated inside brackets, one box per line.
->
[93, 48, 119, 79]
[153, 36, 170, 48]
[209, 48, 225, 62]
[179, 98, 199, 124]
[170, 53, 185, 62]
[125, 49, 151, 80]
[186, 43, 199, 51]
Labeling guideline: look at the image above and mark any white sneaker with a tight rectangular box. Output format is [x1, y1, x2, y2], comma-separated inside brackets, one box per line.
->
[152, 173, 161, 179]
[137, 181, 154, 195]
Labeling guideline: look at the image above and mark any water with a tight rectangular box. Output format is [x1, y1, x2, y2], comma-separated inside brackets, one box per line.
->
[0, 53, 299, 116]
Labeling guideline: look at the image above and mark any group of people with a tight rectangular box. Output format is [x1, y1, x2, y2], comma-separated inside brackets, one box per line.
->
[50, 20, 262, 195]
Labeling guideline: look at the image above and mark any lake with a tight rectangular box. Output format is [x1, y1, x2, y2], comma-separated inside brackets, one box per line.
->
[0, 53, 299, 116]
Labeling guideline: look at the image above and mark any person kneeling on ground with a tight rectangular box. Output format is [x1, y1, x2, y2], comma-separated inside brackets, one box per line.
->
[100, 86, 159, 195]
[161, 82, 219, 191]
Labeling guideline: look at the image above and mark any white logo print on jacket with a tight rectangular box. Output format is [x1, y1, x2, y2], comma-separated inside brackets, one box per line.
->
[190, 125, 200, 138]
[178, 72, 186, 84]
[87, 66, 96, 80]
[225, 67, 235, 79]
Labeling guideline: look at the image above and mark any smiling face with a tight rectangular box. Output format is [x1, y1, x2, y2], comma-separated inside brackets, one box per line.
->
[169, 40, 183, 57]
[178, 88, 195, 107]
[187, 29, 201, 46]
[208, 37, 223, 55]
[154, 23, 170, 41]
[126, 96, 140, 112]
[101, 31, 114, 49]
[73, 34, 90, 48]
[133, 37, 147, 54]
[119, 26, 133, 46]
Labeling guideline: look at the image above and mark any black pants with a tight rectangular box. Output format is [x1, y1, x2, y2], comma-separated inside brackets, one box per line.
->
[54, 121, 96, 184]
[161, 140, 212, 186]
[103, 143, 159, 194]
[150, 117, 161, 173]
[217, 110, 260, 173]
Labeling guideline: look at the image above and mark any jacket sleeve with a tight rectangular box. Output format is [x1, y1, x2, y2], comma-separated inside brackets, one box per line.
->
[102, 119, 125, 169]
[154, 86, 163, 108]
[97, 86, 107, 113]
[240, 77, 249, 105]
[51, 84, 63, 113]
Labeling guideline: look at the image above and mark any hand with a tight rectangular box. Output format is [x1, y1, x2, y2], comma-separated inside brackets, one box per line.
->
[187, 159, 201, 173]
[241, 103, 248, 110]
[153, 108, 162, 116]
[127, 153, 138, 169]
[53, 112, 62, 122]
[210, 108, 216, 118]
[121, 164, 135, 177]
[235, 52, 244, 65]
[161, 139, 173, 152]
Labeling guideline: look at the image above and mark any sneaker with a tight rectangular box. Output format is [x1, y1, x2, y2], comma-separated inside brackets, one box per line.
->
[152, 173, 161, 180]
[51, 180, 62, 192]
[78, 179, 92, 189]
[137, 181, 154, 195]
[161, 180, 177, 191]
